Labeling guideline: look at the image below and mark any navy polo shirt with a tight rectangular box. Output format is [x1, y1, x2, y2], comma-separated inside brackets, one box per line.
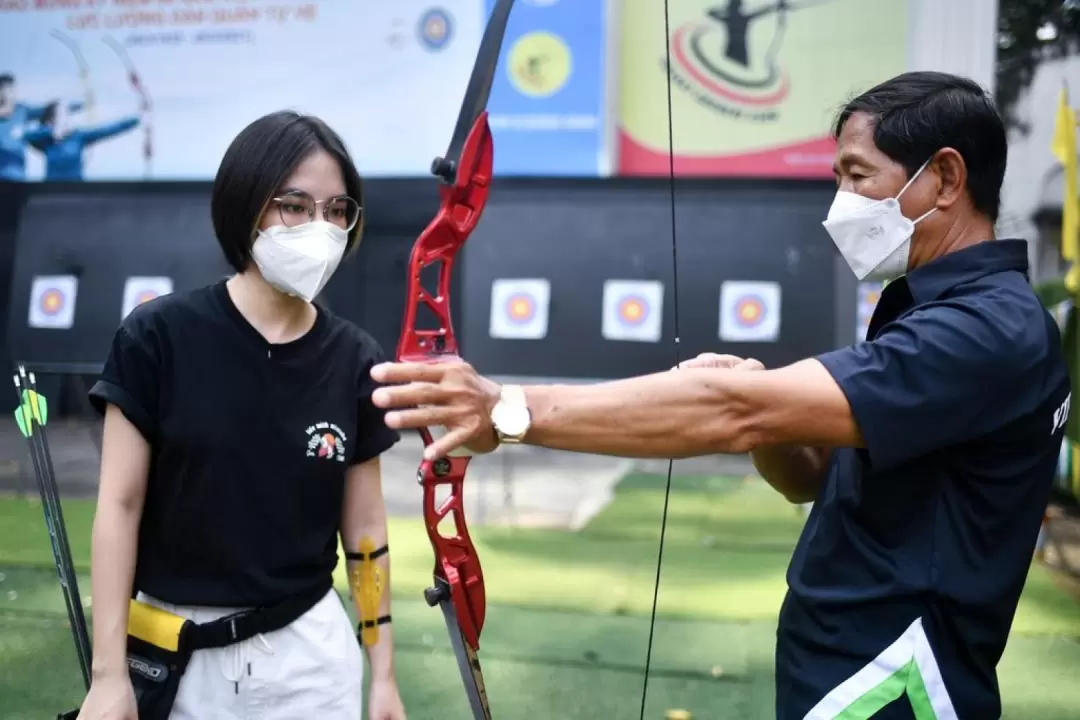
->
[776, 240, 1070, 720]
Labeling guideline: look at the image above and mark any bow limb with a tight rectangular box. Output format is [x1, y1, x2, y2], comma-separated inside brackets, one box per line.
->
[102, 36, 153, 179]
[639, 2, 683, 718]
[48, 31, 96, 163]
[396, 2, 516, 718]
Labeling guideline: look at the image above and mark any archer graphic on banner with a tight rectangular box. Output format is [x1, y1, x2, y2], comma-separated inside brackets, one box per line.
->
[24, 101, 141, 181]
[22, 31, 144, 182]
[0, 73, 76, 181]
[678, 0, 834, 112]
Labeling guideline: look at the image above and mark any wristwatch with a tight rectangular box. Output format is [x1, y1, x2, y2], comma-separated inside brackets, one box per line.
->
[491, 385, 531, 444]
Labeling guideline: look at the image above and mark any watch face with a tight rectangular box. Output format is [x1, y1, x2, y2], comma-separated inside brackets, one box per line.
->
[493, 402, 529, 436]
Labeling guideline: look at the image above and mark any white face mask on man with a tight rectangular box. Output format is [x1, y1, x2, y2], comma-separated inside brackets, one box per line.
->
[822, 158, 936, 282]
[250, 221, 347, 303]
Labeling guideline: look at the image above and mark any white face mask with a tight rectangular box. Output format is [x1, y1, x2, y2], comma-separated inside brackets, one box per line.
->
[250, 221, 347, 303]
[822, 158, 936, 282]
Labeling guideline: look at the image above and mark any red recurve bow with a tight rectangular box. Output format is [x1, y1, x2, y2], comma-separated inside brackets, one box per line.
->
[395, 1, 516, 718]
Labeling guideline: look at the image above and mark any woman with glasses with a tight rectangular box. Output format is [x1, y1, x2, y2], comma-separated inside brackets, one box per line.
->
[76, 111, 407, 720]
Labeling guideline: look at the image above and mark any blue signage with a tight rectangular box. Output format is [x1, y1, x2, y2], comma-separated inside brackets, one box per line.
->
[485, 0, 607, 176]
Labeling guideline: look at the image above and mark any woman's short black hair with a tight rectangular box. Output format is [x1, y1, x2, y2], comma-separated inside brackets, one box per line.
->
[210, 111, 364, 273]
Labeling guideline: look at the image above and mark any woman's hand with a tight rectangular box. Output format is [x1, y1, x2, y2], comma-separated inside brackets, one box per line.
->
[76, 672, 138, 720]
[367, 676, 407, 720]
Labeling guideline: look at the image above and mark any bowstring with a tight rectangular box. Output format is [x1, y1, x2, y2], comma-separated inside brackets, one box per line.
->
[638, 0, 681, 717]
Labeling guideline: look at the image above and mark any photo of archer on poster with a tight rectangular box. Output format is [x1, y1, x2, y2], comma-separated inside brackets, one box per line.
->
[617, 0, 908, 178]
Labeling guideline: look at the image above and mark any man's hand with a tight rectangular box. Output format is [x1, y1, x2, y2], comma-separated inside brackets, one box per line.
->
[370, 360, 501, 460]
[675, 353, 764, 371]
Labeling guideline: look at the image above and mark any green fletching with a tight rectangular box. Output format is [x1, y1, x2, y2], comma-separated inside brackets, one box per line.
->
[14, 389, 48, 437]
[13, 406, 29, 438]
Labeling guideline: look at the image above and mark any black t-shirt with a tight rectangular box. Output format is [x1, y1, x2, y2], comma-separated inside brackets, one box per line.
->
[776, 241, 1071, 719]
[88, 280, 400, 607]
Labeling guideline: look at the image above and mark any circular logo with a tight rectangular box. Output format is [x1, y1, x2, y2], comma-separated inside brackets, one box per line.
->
[508, 31, 571, 98]
[418, 7, 453, 51]
[505, 293, 535, 324]
[734, 295, 765, 328]
[618, 295, 649, 326]
[39, 288, 65, 316]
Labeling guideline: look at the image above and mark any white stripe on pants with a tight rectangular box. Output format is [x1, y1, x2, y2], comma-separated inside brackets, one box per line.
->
[136, 588, 363, 719]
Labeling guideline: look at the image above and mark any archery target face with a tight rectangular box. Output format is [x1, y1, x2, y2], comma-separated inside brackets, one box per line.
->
[418, 7, 453, 51]
[489, 278, 550, 339]
[855, 281, 883, 342]
[719, 281, 781, 342]
[602, 280, 663, 342]
[122, 276, 174, 320]
[28, 275, 78, 329]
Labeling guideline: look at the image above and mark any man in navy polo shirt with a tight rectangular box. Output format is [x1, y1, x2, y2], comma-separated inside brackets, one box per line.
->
[368, 71, 1071, 719]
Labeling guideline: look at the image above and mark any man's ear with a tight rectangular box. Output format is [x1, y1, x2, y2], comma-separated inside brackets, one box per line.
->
[931, 147, 967, 212]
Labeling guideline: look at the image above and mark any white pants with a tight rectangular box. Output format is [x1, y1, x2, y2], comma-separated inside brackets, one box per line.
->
[137, 588, 363, 720]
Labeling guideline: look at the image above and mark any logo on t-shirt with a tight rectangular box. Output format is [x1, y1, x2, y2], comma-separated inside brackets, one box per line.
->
[305, 421, 347, 463]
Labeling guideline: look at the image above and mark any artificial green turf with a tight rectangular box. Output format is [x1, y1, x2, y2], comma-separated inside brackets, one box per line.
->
[1, 473, 1079, 719]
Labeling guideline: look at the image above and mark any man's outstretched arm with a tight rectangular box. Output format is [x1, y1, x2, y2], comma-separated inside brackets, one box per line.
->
[370, 358, 861, 461]
[521, 360, 860, 458]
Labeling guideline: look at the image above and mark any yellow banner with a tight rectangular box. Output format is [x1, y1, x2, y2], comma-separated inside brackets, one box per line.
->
[1052, 86, 1079, 273]
[618, 0, 908, 176]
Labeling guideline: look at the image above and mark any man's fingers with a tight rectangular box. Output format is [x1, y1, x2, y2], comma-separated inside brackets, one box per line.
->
[735, 358, 765, 371]
[384, 405, 457, 430]
[423, 425, 475, 461]
[372, 382, 449, 409]
[676, 353, 748, 370]
[370, 362, 448, 385]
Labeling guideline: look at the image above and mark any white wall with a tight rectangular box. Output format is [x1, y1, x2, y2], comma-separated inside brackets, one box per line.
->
[907, 0, 999, 93]
[999, 55, 1080, 280]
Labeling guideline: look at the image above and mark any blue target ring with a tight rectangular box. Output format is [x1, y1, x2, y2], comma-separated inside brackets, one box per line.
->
[505, 293, 536, 324]
[418, 8, 453, 50]
[39, 288, 66, 316]
[734, 294, 765, 328]
[617, 295, 649, 326]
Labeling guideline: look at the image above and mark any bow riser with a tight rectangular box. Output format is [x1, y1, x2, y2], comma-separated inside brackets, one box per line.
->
[397, 110, 494, 659]
[397, 112, 493, 361]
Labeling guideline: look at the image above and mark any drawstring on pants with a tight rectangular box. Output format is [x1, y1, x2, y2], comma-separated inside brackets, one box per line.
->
[221, 632, 274, 693]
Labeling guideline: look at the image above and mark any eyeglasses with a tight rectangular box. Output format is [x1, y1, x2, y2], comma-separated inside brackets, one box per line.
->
[269, 191, 362, 232]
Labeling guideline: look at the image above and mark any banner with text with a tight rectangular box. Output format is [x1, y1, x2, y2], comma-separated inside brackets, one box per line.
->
[2, 0, 585, 182]
[616, 0, 908, 177]
[483, 0, 607, 176]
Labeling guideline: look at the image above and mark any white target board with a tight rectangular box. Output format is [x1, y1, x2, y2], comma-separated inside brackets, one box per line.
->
[489, 278, 551, 340]
[122, 276, 174, 320]
[601, 279, 664, 342]
[719, 280, 781, 342]
[28, 275, 78, 330]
